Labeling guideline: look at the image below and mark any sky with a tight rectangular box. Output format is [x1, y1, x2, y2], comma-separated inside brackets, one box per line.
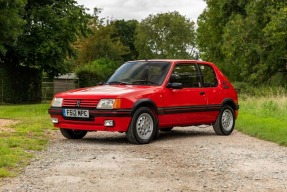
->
[76, 0, 207, 22]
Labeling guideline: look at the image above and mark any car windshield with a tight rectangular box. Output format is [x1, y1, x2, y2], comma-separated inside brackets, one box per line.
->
[106, 61, 171, 85]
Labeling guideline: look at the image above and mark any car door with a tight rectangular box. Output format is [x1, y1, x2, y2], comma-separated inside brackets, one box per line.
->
[161, 63, 208, 127]
[197, 64, 222, 122]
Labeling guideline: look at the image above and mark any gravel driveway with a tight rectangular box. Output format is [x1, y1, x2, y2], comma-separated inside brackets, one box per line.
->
[1, 126, 287, 192]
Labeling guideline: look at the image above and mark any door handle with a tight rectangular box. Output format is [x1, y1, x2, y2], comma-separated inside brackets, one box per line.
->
[200, 91, 205, 95]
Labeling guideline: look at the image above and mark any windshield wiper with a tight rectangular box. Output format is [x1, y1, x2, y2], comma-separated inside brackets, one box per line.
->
[107, 81, 130, 85]
[131, 80, 159, 85]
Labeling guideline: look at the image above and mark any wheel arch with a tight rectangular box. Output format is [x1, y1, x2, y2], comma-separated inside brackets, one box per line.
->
[131, 99, 158, 116]
[222, 98, 239, 110]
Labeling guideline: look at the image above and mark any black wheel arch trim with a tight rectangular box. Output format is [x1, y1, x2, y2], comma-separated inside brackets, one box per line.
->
[222, 98, 239, 110]
[131, 99, 161, 115]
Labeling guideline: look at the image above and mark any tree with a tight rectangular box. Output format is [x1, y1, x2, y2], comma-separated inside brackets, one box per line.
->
[197, 0, 287, 85]
[14, 0, 91, 77]
[0, 0, 91, 103]
[221, 0, 287, 84]
[0, 0, 26, 55]
[75, 10, 131, 66]
[197, 0, 248, 76]
[110, 19, 139, 61]
[135, 11, 197, 59]
[75, 23, 130, 66]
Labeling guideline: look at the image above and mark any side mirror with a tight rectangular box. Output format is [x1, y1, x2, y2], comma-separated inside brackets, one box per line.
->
[166, 82, 183, 89]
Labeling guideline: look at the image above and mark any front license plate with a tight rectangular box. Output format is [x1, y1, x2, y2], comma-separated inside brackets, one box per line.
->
[63, 109, 89, 118]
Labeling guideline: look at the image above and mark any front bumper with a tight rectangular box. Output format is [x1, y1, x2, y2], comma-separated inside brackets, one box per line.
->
[48, 107, 132, 132]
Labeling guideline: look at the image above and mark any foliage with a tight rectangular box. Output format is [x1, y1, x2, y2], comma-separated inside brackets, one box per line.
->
[197, 0, 287, 85]
[75, 24, 129, 66]
[0, 0, 91, 103]
[76, 58, 120, 87]
[0, 104, 53, 177]
[0, 0, 91, 77]
[0, 0, 26, 55]
[0, 66, 42, 103]
[110, 19, 139, 61]
[197, 0, 248, 63]
[13, 0, 91, 77]
[233, 82, 287, 96]
[135, 11, 197, 59]
[75, 10, 132, 66]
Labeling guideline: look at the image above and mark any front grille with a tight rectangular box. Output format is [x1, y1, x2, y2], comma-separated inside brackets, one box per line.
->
[62, 99, 99, 108]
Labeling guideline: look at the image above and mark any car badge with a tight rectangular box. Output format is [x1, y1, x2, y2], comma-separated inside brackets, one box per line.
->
[76, 100, 81, 107]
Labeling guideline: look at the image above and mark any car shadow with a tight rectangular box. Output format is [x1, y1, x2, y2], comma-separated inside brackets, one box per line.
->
[158, 128, 215, 141]
[69, 126, 217, 145]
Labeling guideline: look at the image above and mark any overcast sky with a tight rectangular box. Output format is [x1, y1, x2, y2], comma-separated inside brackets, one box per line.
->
[76, 0, 207, 22]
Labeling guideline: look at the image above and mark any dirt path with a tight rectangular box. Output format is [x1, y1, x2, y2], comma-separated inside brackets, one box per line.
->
[1, 126, 287, 192]
[0, 119, 18, 133]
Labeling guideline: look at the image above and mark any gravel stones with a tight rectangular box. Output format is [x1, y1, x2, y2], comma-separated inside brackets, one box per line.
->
[1, 127, 287, 191]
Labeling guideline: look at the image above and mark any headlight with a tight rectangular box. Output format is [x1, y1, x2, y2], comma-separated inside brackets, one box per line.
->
[97, 99, 121, 109]
[51, 98, 63, 107]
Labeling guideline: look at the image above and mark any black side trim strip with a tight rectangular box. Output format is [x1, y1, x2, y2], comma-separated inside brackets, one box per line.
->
[49, 104, 223, 117]
[161, 104, 221, 114]
[90, 110, 131, 117]
[157, 108, 165, 115]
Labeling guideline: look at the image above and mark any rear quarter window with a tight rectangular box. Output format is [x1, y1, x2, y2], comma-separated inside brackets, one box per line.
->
[199, 65, 218, 87]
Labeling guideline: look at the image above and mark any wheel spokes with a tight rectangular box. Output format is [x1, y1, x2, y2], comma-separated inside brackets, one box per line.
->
[221, 110, 233, 131]
[136, 113, 153, 139]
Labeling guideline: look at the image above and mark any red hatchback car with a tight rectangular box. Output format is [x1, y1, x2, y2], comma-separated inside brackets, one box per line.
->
[49, 60, 239, 144]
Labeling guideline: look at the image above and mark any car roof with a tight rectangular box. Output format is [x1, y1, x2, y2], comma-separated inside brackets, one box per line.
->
[131, 59, 214, 65]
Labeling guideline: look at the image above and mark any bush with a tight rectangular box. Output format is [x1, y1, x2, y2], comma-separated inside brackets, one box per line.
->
[76, 58, 121, 88]
[233, 81, 287, 97]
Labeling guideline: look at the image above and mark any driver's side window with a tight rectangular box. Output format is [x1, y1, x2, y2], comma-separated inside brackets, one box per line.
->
[169, 64, 201, 88]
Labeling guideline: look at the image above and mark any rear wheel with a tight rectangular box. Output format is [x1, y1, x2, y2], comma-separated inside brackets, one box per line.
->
[126, 107, 157, 144]
[213, 105, 235, 135]
[60, 128, 87, 139]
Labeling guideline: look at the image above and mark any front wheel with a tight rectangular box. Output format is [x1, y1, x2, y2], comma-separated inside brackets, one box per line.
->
[213, 105, 235, 135]
[126, 107, 157, 144]
[60, 128, 87, 139]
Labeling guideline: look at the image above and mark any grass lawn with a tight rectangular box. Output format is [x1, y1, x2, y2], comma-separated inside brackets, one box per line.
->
[236, 95, 287, 146]
[0, 104, 53, 177]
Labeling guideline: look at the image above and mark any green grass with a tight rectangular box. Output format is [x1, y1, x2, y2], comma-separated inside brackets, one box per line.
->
[236, 95, 287, 146]
[0, 104, 53, 177]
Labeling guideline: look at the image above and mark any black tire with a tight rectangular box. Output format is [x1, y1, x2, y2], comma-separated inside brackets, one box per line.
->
[160, 127, 173, 132]
[213, 105, 235, 135]
[60, 128, 87, 139]
[126, 107, 157, 144]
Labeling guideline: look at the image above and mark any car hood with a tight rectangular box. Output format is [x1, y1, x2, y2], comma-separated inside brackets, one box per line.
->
[55, 85, 159, 99]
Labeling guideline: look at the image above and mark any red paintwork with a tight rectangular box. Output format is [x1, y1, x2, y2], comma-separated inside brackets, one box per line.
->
[49, 60, 238, 132]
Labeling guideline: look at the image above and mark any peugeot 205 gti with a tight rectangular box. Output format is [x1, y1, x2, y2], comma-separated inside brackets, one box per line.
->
[49, 60, 239, 144]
